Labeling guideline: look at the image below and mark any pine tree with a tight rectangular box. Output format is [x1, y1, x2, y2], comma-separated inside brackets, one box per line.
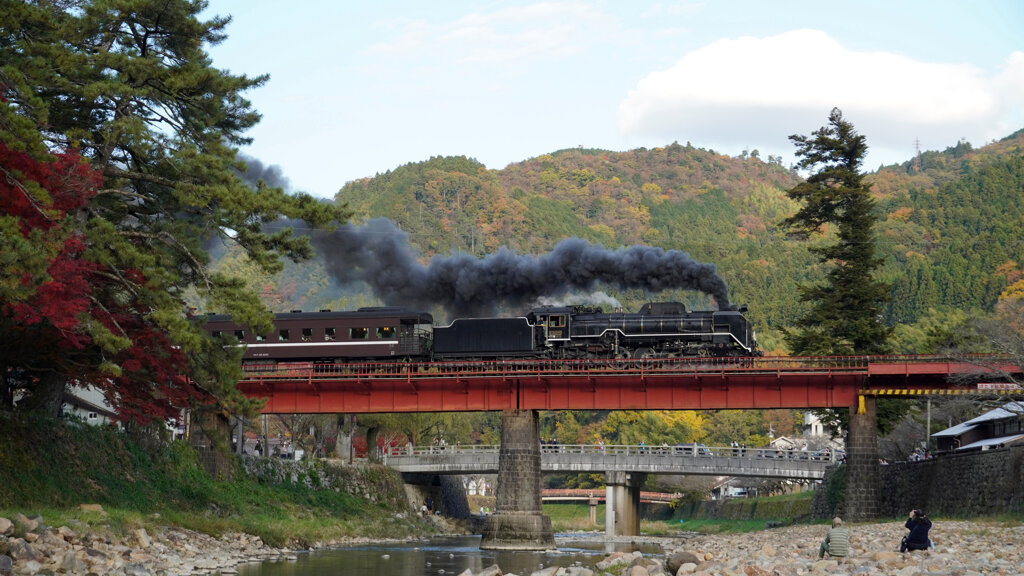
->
[782, 108, 891, 355]
[0, 0, 350, 422]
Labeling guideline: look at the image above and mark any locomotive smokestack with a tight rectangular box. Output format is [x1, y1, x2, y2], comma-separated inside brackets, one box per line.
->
[310, 218, 731, 317]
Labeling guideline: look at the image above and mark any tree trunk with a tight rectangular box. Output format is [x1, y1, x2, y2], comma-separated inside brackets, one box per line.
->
[366, 425, 380, 463]
[0, 368, 13, 411]
[335, 414, 356, 463]
[22, 371, 66, 418]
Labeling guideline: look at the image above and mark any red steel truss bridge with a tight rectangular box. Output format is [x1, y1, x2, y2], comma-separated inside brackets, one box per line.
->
[234, 354, 1022, 414]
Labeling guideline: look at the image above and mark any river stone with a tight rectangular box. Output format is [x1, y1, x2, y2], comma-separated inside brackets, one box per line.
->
[0, 518, 12, 536]
[133, 529, 152, 548]
[676, 562, 698, 574]
[666, 550, 702, 573]
[628, 566, 651, 576]
[64, 551, 88, 572]
[123, 562, 154, 576]
[79, 504, 106, 515]
[0, 555, 12, 576]
[13, 514, 37, 534]
[8, 539, 39, 561]
[477, 565, 503, 576]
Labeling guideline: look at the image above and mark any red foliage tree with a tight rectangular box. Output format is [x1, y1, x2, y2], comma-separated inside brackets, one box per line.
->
[0, 142, 203, 423]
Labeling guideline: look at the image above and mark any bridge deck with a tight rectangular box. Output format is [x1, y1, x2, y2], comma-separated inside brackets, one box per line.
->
[384, 443, 838, 479]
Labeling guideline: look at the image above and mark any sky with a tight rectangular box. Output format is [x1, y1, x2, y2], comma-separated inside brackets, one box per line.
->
[203, 1, 1024, 200]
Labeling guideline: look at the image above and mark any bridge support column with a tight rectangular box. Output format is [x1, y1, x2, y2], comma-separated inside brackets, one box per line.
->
[480, 410, 555, 550]
[845, 394, 881, 521]
[604, 471, 645, 536]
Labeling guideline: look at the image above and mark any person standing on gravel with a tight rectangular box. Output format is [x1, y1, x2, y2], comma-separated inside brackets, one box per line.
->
[818, 517, 850, 560]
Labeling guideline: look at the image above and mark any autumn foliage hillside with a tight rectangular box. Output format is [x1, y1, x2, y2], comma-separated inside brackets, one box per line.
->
[217, 131, 1024, 355]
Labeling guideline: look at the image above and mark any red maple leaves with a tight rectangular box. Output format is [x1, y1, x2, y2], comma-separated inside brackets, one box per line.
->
[2, 141, 202, 424]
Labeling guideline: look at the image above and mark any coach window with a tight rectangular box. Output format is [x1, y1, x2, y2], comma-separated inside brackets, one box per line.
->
[234, 330, 245, 340]
[279, 329, 290, 341]
[255, 333, 266, 341]
[377, 326, 396, 339]
[350, 327, 368, 340]
[212, 330, 222, 338]
[325, 327, 336, 341]
[302, 328, 313, 341]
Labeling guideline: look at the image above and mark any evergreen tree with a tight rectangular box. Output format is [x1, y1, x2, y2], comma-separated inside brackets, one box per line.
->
[0, 0, 350, 422]
[781, 108, 891, 355]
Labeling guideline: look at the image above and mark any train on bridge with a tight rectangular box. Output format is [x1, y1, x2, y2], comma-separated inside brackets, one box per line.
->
[205, 301, 760, 366]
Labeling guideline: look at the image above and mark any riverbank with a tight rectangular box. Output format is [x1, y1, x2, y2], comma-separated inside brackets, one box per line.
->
[464, 517, 1024, 575]
[0, 415, 444, 549]
[6, 511, 1024, 576]
[0, 507, 471, 576]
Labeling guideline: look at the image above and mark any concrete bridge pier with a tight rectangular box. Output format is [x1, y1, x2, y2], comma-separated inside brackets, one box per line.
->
[480, 410, 555, 550]
[605, 470, 646, 536]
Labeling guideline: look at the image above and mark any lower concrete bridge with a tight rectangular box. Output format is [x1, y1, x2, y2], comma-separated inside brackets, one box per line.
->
[387, 442, 837, 537]
[383, 443, 837, 480]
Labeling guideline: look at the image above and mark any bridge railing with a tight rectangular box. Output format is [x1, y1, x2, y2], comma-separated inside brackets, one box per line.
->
[382, 443, 844, 462]
[237, 353, 1018, 387]
[238, 354, 888, 381]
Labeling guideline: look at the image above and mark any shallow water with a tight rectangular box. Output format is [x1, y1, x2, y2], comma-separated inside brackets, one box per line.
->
[237, 535, 662, 576]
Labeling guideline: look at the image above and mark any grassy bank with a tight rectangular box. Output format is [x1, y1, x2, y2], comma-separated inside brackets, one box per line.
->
[0, 414, 432, 547]
[543, 491, 817, 535]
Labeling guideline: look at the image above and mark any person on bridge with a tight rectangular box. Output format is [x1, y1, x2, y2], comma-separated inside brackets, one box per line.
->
[900, 510, 933, 552]
[817, 517, 850, 560]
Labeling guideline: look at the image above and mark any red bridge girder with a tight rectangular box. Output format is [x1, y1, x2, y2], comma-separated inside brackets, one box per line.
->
[233, 355, 1021, 414]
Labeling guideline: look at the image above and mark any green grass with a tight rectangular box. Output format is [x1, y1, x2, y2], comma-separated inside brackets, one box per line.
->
[543, 502, 605, 532]
[542, 492, 818, 536]
[0, 414, 434, 547]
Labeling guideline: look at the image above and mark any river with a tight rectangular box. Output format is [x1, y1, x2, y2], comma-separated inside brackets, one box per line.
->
[236, 535, 664, 576]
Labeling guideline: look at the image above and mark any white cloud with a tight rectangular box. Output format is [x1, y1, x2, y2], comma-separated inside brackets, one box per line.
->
[365, 2, 621, 66]
[618, 29, 1024, 165]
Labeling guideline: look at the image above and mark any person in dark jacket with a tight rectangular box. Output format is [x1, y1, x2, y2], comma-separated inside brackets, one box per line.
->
[900, 509, 932, 552]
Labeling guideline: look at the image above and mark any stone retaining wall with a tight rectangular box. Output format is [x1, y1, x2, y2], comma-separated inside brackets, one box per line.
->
[877, 445, 1024, 517]
[241, 456, 409, 510]
[811, 444, 1024, 519]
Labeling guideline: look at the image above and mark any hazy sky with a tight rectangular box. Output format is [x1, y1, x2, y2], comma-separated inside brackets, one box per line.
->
[203, 1, 1024, 199]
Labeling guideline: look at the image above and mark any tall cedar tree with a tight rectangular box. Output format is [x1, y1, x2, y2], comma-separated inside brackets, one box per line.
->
[782, 108, 892, 356]
[0, 0, 350, 423]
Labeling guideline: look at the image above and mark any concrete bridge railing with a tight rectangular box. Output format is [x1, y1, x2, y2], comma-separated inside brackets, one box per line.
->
[383, 444, 838, 479]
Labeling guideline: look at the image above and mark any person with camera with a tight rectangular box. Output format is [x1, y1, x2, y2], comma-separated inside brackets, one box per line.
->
[901, 509, 933, 552]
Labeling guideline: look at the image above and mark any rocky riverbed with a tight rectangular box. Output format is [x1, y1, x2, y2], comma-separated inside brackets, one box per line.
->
[3, 510, 1022, 576]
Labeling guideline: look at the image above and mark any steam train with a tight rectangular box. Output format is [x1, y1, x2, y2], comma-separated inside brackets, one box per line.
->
[204, 301, 760, 365]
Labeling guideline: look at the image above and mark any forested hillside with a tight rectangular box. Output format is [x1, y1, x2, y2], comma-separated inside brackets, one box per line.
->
[215, 130, 1024, 355]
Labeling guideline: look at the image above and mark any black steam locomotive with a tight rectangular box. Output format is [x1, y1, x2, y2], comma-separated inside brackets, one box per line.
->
[205, 301, 759, 365]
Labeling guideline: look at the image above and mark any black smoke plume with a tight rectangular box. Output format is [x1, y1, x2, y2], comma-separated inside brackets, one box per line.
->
[311, 218, 731, 318]
[237, 153, 292, 192]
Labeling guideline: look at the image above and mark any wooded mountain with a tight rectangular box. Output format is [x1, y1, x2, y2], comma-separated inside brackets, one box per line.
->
[216, 131, 1024, 354]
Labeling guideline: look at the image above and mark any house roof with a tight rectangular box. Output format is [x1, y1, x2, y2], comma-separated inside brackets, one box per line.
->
[931, 422, 977, 438]
[958, 434, 1024, 451]
[931, 401, 1024, 438]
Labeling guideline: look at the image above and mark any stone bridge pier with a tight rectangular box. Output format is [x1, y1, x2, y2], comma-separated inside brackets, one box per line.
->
[844, 395, 880, 521]
[480, 410, 555, 550]
[605, 470, 646, 536]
